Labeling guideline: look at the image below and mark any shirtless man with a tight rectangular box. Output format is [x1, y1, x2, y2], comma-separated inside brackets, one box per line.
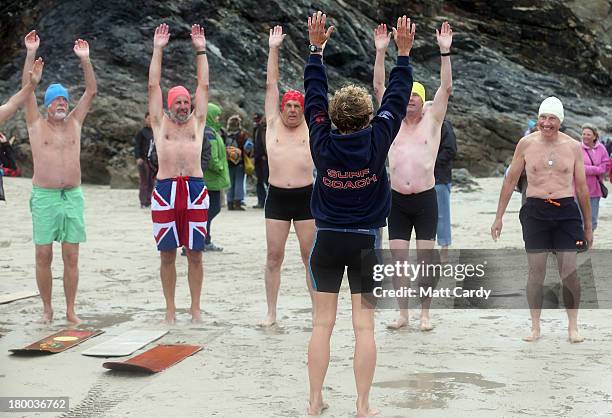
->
[0, 57, 44, 125]
[148, 23, 209, 324]
[373, 22, 453, 331]
[259, 25, 316, 327]
[21, 30, 97, 324]
[491, 96, 592, 343]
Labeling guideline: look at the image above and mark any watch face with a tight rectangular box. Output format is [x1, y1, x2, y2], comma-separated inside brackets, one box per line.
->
[309, 45, 317, 52]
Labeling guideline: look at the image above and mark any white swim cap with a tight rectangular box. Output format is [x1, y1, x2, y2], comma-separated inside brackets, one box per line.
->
[538, 96, 564, 123]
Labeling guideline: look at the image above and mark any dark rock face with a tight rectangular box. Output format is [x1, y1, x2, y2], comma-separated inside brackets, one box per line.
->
[0, 0, 610, 185]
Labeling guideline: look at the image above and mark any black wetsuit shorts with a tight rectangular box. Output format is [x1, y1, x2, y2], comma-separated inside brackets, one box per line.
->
[388, 188, 438, 241]
[308, 228, 381, 294]
[265, 184, 313, 221]
[519, 197, 585, 253]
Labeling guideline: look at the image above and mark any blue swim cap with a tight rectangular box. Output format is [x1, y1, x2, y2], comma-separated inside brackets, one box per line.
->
[44, 84, 69, 107]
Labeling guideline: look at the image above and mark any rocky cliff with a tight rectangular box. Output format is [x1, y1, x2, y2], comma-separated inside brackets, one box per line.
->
[0, 0, 610, 185]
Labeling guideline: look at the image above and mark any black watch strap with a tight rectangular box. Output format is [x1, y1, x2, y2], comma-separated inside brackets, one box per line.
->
[309, 44, 323, 54]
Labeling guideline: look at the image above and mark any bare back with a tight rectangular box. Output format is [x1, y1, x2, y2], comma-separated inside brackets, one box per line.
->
[522, 132, 579, 199]
[389, 114, 442, 194]
[29, 117, 82, 189]
[266, 118, 313, 188]
[153, 113, 204, 179]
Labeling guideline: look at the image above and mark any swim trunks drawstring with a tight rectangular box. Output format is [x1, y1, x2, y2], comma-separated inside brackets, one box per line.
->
[544, 198, 561, 207]
[61, 190, 67, 200]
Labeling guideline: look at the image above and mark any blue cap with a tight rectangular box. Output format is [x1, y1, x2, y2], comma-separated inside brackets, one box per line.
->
[44, 84, 69, 107]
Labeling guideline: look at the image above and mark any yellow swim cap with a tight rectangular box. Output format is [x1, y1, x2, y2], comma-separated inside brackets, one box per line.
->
[411, 82, 426, 104]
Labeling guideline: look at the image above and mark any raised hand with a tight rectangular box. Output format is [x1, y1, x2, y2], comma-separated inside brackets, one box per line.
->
[436, 21, 453, 53]
[29, 57, 44, 86]
[308, 11, 334, 49]
[374, 23, 391, 51]
[268, 25, 286, 49]
[392, 16, 415, 56]
[191, 24, 206, 51]
[73, 39, 90, 59]
[24, 30, 40, 51]
[154, 23, 170, 49]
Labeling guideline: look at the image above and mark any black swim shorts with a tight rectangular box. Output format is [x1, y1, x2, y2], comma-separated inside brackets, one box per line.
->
[519, 197, 585, 253]
[388, 188, 438, 241]
[265, 184, 313, 221]
[308, 228, 381, 294]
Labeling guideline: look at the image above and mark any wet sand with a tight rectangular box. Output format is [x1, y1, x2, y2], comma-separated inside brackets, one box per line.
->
[1, 177, 611, 417]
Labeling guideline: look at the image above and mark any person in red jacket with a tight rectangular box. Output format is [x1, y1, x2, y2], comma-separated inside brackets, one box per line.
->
[0, 133, 21, 177]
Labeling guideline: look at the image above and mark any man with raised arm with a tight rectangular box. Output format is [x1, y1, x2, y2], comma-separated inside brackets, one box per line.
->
[148, 23, 210, 324]
[21, 30, 97, 324]
[259, 25, 316, 327]
[491, 97, 592, 343]
[373, 22, 453, 331]
[0, 58, 44, 125]
[305, 12, 414, 417]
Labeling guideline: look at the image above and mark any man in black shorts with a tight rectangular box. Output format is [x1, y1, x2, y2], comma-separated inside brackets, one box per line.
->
[305, 12, 414, 417]
[492, 96, 592, 343]
[259, 25, 316, 327]
[373, 21, 454, 331]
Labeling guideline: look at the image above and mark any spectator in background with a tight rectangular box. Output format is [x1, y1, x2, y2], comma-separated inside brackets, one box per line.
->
[203, 103, 230, 251]
[225, 114, 251, 210]
[0, 133, 22, 177]
[604, 136, 612, 157]
[523, 119, 537, 137]
[253, 112, 268, 208]
[579, 123, 609, 232]
[434, 119, 457, 261]
[133, 112, 155, 208]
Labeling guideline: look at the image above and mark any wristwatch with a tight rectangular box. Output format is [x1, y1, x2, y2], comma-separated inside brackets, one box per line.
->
[309, 44, 323, 54]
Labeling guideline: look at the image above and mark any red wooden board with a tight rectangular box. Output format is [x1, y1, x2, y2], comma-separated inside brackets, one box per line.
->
[103, 344, 201, 373]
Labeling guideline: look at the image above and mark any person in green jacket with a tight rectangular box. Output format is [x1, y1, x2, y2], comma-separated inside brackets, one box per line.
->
[203, 103, 230, 251]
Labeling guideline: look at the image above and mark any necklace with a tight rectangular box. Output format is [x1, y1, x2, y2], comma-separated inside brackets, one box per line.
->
[547, 152, 554, 167]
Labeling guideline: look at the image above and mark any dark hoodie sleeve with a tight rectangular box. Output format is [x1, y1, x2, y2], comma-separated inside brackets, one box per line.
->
[371, 56, 413, 153]
[304, 54, 332, 162]
[437, 120, 457, 165]
[133, 129, 147, 159]
[200, 133, 212, 172]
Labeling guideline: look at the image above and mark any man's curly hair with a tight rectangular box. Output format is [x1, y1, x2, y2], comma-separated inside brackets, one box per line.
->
[329, 84, 373, 133]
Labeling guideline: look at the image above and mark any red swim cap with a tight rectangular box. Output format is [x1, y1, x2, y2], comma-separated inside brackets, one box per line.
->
[167, 85, 191, 109]
[281, 90, 304, 111]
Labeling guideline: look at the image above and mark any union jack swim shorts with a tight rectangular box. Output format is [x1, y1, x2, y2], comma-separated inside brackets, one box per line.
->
[151, 176, 209, 251]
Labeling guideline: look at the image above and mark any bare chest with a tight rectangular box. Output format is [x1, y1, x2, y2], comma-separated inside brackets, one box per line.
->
[267, 125, 310, 156]
[156, 120, 202, 153]
[525, 149, 574, 176]
[32, 123, 80, 153]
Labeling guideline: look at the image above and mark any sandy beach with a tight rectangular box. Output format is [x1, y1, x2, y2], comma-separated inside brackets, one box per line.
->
[1, 176, 611, 417]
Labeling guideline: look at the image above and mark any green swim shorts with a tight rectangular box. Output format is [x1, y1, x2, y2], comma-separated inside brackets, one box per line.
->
[29, 186, 86, 245]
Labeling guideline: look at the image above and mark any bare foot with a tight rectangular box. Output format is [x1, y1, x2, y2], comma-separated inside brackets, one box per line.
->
[37, 309, 54, 324]
[257, 314, 276, 327]
[568, 329, 585, 343]
[165, 310, 176, 325]
[66, 312, 82, 324]
[420, 316, 433, 332]
[307, 400, 329, 416]
[191, 308, 202, 324]
[386, 316, 408, 330]
[356, 407, 380, 417]
[522, 328, 541, 342]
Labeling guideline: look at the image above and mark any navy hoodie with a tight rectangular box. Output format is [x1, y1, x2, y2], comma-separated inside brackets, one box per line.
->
[304, 54, 413, 229]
